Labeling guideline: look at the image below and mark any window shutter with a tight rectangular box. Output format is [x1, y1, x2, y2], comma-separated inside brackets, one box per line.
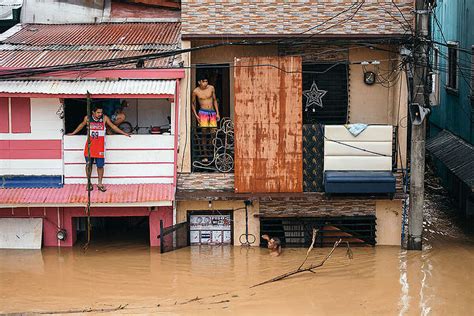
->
[11, 98, 31, 133]
[0, 98, 8, 133]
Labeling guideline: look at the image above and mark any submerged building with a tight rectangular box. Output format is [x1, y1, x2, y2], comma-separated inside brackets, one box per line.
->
[0, 0, 415, 249]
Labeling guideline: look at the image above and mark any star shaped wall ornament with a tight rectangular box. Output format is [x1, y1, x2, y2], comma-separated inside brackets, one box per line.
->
[303, 81, 327, 112]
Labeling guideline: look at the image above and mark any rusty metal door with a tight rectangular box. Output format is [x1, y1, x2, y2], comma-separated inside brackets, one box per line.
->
[234, 56, 303, 193]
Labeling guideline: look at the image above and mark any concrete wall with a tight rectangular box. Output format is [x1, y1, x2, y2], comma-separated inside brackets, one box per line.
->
[21, 0, 106, 24]
[348, 46, 408, 169]
[177, 40, 192, 173]
[375, 199, 402, 246]
[176, 200, 260, 246]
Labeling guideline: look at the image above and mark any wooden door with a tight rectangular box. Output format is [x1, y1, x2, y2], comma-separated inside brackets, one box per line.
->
[234, 56, 302, 193]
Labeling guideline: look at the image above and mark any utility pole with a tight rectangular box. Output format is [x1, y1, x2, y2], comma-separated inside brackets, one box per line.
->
[408, 0, 430, 250]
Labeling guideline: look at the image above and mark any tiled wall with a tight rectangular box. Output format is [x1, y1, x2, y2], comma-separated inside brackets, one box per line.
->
[182, 0, 413, 36]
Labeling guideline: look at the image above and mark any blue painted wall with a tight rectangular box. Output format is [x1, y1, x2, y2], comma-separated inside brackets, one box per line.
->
[429, 0, 474, 219]
[430, 0, 474, 143]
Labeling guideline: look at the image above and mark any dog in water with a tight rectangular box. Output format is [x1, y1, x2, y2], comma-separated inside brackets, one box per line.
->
[262, 234, 282, 256]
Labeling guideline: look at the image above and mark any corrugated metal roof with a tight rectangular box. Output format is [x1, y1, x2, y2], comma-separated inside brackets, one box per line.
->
[426, 130, 474, 190]
[0, 22, 181, 68]
[4, 23, 181, 46]
[0, 79, 176, 95]
[0, 184, 175, 206]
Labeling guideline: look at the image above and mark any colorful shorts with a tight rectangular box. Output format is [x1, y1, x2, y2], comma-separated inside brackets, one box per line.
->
[198, 109, 217, 128]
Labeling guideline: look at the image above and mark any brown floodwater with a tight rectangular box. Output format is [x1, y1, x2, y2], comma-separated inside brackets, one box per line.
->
[1, 191, 473, 315]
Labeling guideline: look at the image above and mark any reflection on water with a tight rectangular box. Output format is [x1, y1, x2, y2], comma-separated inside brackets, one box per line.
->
[1, 193, 473, 314]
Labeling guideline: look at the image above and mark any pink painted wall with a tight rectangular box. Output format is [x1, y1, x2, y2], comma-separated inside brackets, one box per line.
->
[0, 206, 173, 247]
[0, 98, 8, 133]
[10, 98, 31, 133]
[0, 140, 62, 159]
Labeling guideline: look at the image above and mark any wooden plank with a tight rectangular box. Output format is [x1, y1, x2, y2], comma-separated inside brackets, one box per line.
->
[64, 134, 174, 149]
[234, 56, 302, 193]
[64, 163, 174, 178]
[0, 159, 62, 175]
[64, 150, 174, 163]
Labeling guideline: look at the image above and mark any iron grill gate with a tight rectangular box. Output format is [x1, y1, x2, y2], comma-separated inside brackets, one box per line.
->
[260, 216, 376, 247]
[159, 220, 189, 253]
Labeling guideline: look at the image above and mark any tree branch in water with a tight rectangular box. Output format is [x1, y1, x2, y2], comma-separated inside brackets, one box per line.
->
[252, 229, 353, 288]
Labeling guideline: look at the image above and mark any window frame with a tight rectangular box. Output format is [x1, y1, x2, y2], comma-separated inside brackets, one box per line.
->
[471, 45, 474, 102]
[446, 41, 459, 93]
[430, 45, 440, 106]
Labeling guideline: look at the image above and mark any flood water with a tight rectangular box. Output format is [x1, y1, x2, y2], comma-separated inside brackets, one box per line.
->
[1, 190, 473, 315]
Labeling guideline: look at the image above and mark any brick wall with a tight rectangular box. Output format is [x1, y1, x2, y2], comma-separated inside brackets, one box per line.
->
[182, 0, 413, 37]
[259, 196, 377, 217]
[178, 172, 234, 191]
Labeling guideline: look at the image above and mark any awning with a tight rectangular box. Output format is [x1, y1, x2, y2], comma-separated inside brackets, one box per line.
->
[426, 130, 474, 191]
[0, 183, 174, 207]
[0, 79, 176, 98]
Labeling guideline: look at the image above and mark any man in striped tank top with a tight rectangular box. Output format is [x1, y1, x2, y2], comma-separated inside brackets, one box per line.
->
[68, 105, 130, 192]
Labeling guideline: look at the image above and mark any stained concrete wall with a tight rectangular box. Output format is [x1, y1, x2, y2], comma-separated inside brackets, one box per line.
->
[348, 46, 408, 169]
[176, 200, 260, 246]
[21, 0, 106, 24]
[375, 199, 403, 246]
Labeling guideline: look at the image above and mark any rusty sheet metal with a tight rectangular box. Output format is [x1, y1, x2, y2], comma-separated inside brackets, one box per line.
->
[0, 50, 173, 68]
[234, 56, 303, 193]
[0, 184, 174, 205]
[0, 23, 180, 68]
[4, 23, 181, 46]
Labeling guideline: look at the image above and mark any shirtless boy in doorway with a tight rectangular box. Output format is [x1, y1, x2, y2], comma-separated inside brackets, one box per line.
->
[192, 74, 221, 162]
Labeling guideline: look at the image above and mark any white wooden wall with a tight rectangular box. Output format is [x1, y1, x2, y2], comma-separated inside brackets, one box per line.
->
[64, 135, 175, 184]
[324, 125, 393, 171]
[0, 98, 63, 176]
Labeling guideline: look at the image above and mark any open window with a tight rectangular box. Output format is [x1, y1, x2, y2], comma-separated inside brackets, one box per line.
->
[64, 98, 172, 135]
[446, 41, 459, 92]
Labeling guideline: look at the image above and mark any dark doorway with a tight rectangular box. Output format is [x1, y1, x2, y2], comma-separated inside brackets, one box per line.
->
[195, 65, 231, 119]
[64, 98, 122, 134]
[64, 99, 88, 134]
[192, 65, 231, 170]
[76, 216, 150, 245]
